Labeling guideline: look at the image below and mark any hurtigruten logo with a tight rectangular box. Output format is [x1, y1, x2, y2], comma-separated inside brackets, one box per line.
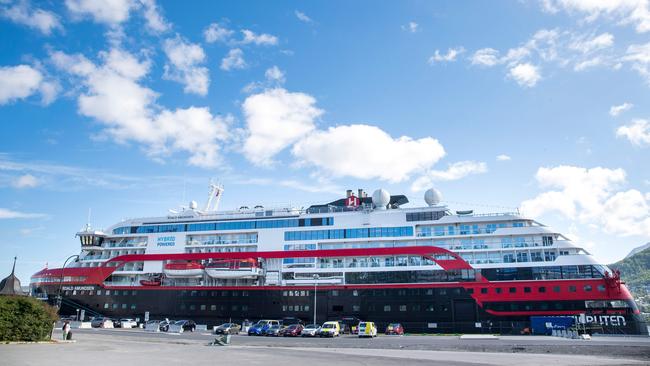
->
[157, 236, 176, 247]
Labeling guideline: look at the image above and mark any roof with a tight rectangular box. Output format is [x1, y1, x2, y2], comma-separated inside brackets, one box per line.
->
[0, 257, 24, 296]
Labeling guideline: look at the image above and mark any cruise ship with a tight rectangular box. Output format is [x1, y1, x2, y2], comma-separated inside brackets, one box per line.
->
[30, 184, 647, 334]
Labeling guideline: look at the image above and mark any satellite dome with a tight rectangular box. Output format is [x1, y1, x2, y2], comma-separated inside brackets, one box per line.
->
[372, 189, 390, 210]
[424, 188, 442, 206]
[189, 200, 198, 210]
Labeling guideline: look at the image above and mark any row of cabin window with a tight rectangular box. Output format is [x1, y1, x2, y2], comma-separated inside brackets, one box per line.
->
[65, 290, 137, 296]
[103, 303, 136, 310]
[180, 304, 249, 312]
[284, 226, 414, 241]
[470, 283, 607, 295]
[112, 217, 334, 235]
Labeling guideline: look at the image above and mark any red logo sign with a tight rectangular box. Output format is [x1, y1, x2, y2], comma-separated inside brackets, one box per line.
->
[346, 196, 360, 207]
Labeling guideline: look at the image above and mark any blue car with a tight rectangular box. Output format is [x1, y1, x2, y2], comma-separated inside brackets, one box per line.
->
[247, 320, 279, 336]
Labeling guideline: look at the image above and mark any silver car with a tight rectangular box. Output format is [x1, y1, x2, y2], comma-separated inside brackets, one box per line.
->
[301, 324, 321, 337]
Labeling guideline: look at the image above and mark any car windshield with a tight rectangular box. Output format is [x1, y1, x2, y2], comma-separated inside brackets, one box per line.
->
[388, 323, 399, 327]
[305, 324, 318, 328]
[323, 324, 335, 329]
[270, 325, 280, 329]
[174, 321, 186, 325]
[257, 320, 269, 326]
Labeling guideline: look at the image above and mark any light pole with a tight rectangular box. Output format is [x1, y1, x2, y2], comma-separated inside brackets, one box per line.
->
[312, 274, 319, 325]
[57, 254, 79, 314]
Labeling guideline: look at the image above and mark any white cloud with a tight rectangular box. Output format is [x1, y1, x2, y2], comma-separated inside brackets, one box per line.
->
[428, 47, 465, 64]
[609, 102, 633, 116]
[541, 0, 650, 34]
[65, 0, 134, 25]
[242, 88, 322, 166]
[240, 29, 278, 46]
[496, 154, 512, 161]
[13, 174, 38, 188]
[139, 0, 170, 33]
[0, 65, 58, 105]
[293, 124, 446, 183]
[521, 165, 650, 236]
[264, 66, 285, 84]
[617, 119, 650, 146]
[573, 57, 604, 71]
[242, 66, 286, 94]
[204, 22, 233, 43]
[220, 48, 246, 71]
[402, 21, 418, 33]
[51, 48, 231, 168]
[471, 48, 501, 66]
[0, 208, 46, 219]
[295, 10, 312, 23]
[569, 32, 614, 53]
[162, 36, 209, 95]
[1, 1, 62, 35]
[508, 63, 541, 87]
[411, 161, 487, 191]
[623, 42, 650, 83]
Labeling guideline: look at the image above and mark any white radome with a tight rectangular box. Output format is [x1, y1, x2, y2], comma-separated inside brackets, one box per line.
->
[189, 200, 198, 210]
[372, 189, 390, 210]
[424, 188, 442, 206]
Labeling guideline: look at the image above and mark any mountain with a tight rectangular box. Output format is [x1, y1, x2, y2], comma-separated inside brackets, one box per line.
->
[625, 242, 650, 259]
[610, 245, 650, 291]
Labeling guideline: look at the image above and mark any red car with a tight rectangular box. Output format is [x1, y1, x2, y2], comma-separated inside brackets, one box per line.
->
[280, 324, 304, 337]
[385, 323, 404, 335]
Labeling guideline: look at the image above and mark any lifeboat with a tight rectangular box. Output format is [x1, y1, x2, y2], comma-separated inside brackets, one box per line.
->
[139, 277, 162, 286]
[205, 258, 261, 279]
[163, 262, 204, 278]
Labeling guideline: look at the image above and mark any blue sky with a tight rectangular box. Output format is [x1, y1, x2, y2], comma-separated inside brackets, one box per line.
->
[1, 0, 649, 282]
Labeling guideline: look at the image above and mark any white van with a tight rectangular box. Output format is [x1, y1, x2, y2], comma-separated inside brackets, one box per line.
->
[358, 322, 377, 338]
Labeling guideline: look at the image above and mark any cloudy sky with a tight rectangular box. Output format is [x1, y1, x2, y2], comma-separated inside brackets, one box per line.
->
[1, 0, 649, 282]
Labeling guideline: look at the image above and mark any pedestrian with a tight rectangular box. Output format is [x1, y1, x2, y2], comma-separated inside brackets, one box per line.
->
[62, 321, 70, 340]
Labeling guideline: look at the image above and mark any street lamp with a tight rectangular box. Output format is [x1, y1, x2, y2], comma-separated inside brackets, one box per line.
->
[57, 254, 79, 314]
[312, 274, 319, 325]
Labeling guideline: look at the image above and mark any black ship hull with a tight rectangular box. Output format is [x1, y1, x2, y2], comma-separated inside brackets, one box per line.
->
[39, 284, 648, 335]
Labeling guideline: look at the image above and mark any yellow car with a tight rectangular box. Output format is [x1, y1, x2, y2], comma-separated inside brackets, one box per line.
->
[319, 321, 340, 337]
[358, 321, 377, 338]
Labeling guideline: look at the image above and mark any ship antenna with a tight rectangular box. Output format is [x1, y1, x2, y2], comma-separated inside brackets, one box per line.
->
[204, 180, 224, 212]
[85, 208, 92, 231]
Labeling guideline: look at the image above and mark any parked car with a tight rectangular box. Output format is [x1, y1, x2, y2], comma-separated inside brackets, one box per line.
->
[174, 320, 196, 332]
[339, 316, 362, 334]
[358, 322, 377, 338]
[319, 321, 341, 337]
[280, 324, 304, 337]
[385, 323, 404, 335]
[264, 324, 282, 336]
[301, 324, 321, 337]
[248, 320, 279, 336]
[119, 319, 138, 328]
[214, 322, 241, 335]
[90, 317, 112, 328]
[159, 319, 172, 332]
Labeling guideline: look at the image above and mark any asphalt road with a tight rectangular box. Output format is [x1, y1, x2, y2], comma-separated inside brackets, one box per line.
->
[3, 327, 646, 366]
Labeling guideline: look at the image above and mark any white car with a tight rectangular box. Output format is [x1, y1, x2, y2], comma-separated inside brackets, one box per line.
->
[119, 318, 138, 328]
[301, 324, 321, 337]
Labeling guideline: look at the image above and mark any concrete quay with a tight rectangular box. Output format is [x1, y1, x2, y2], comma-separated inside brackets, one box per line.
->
[2, 328, 648, 366]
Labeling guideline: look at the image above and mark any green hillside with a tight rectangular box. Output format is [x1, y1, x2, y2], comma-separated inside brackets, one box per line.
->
[610, 246, 650, 291]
